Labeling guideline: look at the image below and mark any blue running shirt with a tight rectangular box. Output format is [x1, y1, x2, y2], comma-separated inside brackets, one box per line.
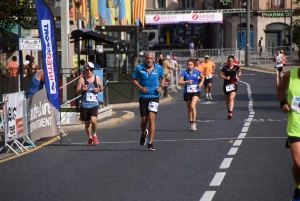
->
[180, 69, 201, 93]
[132, 63, 164, 98]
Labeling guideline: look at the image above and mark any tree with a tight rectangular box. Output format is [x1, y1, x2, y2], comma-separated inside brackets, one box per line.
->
[0, 0, 37, 39]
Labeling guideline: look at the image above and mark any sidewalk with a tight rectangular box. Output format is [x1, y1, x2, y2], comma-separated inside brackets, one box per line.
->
[240, 59, 299, 73]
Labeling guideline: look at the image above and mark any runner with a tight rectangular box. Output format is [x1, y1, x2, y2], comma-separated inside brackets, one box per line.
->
[178, 58, 204, 131]
[219, 55, 242, 119]
[194, 59, 204, 101]
[132, 51, 165, 151]
[273, 49, 284, 87]
[277, 68, 300, 201]
[202, 55, 216, 100]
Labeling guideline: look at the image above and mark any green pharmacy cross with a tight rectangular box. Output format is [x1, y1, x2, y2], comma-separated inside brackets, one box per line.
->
[220, 0, 231, 5]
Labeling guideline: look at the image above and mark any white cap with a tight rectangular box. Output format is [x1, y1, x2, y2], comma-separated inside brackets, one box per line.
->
[24, 60, 30, 65]
[85, 62, 95, 68]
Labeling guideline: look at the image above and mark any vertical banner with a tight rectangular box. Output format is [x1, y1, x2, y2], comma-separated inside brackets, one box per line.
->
[4, 92, 25, 139]
[27, 88, 59, 143]
[35, 0, 60, 110]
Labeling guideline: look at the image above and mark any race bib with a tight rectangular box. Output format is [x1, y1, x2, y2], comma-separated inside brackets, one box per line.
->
[187, 84, 198, 93]
[291, 96, 300, 114]
[86, 92, 98, 102]
[225, 84, 235, 92]
[148, 101, 159, 112]
[206, 74, 212, 79]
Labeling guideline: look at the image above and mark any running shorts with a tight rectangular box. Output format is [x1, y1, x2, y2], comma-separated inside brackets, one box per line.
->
[223, 84, 238, 95]
[204, 78, 213, 86]
[286, 136, 300, 148]
[139, 97, 159, 117]
[184, 92, 201, 101]
[80, 106, 98, 121]
[275, 67, 283, 73]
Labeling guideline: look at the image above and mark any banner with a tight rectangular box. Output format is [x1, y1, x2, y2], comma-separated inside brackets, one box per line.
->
[4, 92, 25, 139]
[145, 13, 223, 25]
[35, 0, 60, 110]
[27, 88, 59, 143]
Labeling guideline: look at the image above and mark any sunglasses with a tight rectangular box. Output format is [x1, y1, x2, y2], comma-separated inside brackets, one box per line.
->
[85, 68, 94, 72]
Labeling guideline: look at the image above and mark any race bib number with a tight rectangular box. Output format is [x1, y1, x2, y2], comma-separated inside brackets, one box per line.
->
[187, 84, 198, 93]
[206, 74, 212, 79]
[225, 84, 235, 92]
[148, 101, 159, 112]
[86, 93, 98, 102]
[291, 96, 300, 114]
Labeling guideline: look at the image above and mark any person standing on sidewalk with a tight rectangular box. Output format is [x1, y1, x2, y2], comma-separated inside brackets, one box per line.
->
[201, 55, 216, 101]
[258, 37, 263, 56]
[178, 58, 204, 131]
[189, 41, 195, 57]
[277, 68, 300, 201]
[273, 49, 285, 87]
[219, 55, 241, 119]
[132, 51, 165, 151]
[75, 62, 104, 146]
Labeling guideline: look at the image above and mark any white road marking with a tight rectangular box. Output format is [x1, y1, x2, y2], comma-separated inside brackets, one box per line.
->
[210, 172, 226, 186]
[244, 122, 251, 127]
[199, 191, 216, 201]
[250, 112, 255, 114]
[219, 158, 233, 169]
[238, 133, 247, 138]
[242, 127, 249, 132]
[227, 147, 238, 155]
[233, 140, 243, 146]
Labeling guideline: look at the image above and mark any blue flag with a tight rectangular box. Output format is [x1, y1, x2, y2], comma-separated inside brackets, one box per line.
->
[35, 0, 60, 110]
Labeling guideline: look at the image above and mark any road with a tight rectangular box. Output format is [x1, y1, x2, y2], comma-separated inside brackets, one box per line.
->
[0, 69, 294, 201]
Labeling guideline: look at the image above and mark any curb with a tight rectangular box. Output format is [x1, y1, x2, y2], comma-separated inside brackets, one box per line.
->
[240, 67, 275, 74]
[108, 96, 174, 109]
[61, 111, 135, 132]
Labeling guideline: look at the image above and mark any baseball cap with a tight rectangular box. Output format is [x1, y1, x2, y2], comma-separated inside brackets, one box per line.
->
[280, 50, 284, 53]
[204, 55, 209, 59]
[85, 62, 95, 68]
[173, 56, 178, 60]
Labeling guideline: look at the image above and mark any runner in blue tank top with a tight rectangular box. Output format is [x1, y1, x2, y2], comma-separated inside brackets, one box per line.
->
[178, 58, 204, 131]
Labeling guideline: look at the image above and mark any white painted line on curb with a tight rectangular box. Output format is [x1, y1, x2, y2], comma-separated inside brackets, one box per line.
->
[227, 147, 238, 155]
[199, 191, 216, 201]
[242, 127, 249, 132]
[219, 158, 233, 169]
[233, 140, 243, 146]
[210, 172, 226, 186]
[238, 133, 247, 139]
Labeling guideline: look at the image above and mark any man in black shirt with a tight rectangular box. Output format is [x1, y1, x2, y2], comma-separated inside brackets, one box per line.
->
[258, 37, 263, 56]
[157, 54, 164, 66]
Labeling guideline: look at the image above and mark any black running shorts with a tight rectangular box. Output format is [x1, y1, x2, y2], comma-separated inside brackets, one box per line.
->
[275, 67, 283, 73]
[184, 92, 201, 101]
[139, 97, 159, 117]
[80, 106, 98, 121]
[204, 78, 213, 86]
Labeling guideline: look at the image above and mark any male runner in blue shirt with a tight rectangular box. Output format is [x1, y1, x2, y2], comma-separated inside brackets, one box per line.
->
[132, 51, 165, 151]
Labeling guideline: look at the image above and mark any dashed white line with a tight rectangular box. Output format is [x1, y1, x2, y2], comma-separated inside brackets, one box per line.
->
[227, 147, 238, 155]
[199, 191, 216, 201]
[238, 133, 247, 139]
[244, 122, 251, 127]
[249, 115, 254, 118]
[219, 158, 233, 169]
[233, 140, 243, 146]
[210, 172, 226, 186]
[242, 127, 249, 132]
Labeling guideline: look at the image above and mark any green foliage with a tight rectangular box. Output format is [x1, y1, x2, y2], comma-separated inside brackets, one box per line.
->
[0, 0, 37, 39]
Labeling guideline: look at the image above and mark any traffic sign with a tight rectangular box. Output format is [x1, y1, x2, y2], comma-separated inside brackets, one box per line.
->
[19, 38, 42, 50]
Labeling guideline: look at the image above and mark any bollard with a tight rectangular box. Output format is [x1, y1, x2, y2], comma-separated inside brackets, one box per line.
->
[164, 85, 168, 97]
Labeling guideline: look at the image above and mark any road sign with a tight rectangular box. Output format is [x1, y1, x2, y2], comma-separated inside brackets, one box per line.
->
[19, 38, 42, 50]
[220, 0, 231, 5]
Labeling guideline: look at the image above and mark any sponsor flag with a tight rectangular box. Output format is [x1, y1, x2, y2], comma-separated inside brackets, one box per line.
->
[35, 0, 60, 110]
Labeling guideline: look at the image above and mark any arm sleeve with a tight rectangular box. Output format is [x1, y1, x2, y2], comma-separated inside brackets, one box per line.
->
[132, 66, 140, 79]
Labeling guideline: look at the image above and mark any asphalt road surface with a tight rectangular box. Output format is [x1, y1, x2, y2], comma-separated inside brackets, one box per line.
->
[0, 69, 294, 201]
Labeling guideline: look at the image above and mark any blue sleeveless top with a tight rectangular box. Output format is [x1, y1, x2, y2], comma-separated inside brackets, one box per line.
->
[81, 75, 99, 109]
[26, 70, 44, 98]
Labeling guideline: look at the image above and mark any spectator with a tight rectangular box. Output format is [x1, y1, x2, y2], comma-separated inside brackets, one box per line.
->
[156, 54, 164, 66]
[258, 37, 263, 56]
[189, 41, 195, 57]
[162, 55, 172, 90]
[6, 56, 19, 77]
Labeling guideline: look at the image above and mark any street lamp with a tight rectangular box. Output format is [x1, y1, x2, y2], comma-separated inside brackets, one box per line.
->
[244, 0, 250, 66]
[73, 0, 82, 29]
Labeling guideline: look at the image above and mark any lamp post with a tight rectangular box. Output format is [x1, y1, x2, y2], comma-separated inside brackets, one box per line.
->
[74, 0, 82, 29]
[290, 0, 293, 53]
[245, 0, 250, 66]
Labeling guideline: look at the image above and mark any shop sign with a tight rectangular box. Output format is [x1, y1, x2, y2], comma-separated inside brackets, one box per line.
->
[239, 13, 254, 17]
[261, 12, 292, 18]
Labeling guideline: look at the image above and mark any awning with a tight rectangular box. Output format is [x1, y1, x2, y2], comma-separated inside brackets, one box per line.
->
[71, 29, 122, 44]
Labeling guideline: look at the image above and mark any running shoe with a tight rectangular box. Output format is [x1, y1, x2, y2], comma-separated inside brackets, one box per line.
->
[190, 123, 193, 130]
[148, 142, 155, 151]
[93, 136, 99, 145]
[209, 95, 213, 100]
[228, 113, 233, 119]
[205, 96, 209, 101]
[198, 98, 201, 102]
[140, 129, 148, 146]
[191, 123, 197, 131]
[87, 138, 93, 146]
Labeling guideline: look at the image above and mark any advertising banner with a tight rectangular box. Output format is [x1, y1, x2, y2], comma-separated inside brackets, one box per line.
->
[4, 92, 25, 139]
[146, 14, 184, 25]
[27, 88, 59, 143]
[145, 13, 223, 25]
[35, 0, 60, 111]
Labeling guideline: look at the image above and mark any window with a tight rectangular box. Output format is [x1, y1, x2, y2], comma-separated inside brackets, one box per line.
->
[181, 0, 197, 9]
[156, 0, 166, 8]
[272, 0, 284, 8]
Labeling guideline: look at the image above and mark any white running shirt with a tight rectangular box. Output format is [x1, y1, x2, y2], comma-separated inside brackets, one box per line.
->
[274, 54, 284, 68]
